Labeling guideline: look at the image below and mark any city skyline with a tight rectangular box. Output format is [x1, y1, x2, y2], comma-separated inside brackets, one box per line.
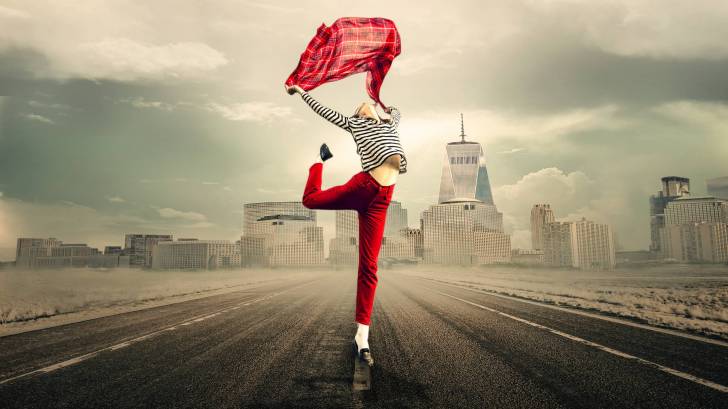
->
[4, 170, 726, 263]
[1, 4, 727, 407]
[2, 1, 728, 257]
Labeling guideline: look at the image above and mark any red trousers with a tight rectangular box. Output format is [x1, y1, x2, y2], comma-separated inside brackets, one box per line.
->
[302, 162, 394, 325]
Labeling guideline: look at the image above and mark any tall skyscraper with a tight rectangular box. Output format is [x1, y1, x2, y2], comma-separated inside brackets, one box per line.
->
[424, 117, 510, 265]
[438, 115, 494, 205]
[241, 201, 324, 267]
[649, 176, 690, 253]
[531, 204, 555, 250]
[707, 177, 728, 199]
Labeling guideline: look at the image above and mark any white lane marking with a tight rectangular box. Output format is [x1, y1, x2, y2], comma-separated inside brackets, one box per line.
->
[0, 281, 315, 385]
[420, 278, 728, 348]
[437, 290, 728, 394]
[41, 354, 96, 373]
[109, 342, 131, 351]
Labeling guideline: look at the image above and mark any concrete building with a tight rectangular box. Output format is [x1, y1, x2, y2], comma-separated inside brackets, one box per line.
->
[380, 225, 423, 261]
[572, 219, 616, 270]
[384, 201, 408, 237]
[400, 227, 424, 259]
[421, 198, 509, 265]
[51, 244, 99, 257]
[241, 202, 324, 267]
[264, 219, 324, 266]
[531, 204, 555, 251]
[695, 222, 728, 263]
[88, 254, 131, 268]
[661, 224, 695, 262]
[473, 227, 511, 264]
[124, 234, 173, 267]
[380, 234, 415, 259]
[543, 219, 615, 270]
[33, 243, 101, 269]
[240, 235, 267, 267]
[438, 115, 495, 205]
[329, 209, 359, 266]
[243, 202, 317, 235]
[16, 238, 130, 269]
[543, 222, 578, 268]
[511, 249, 545, 265]
[658, 196, 728, 262]
[16, 238, 61, 258]
[707, 177, 728, 200]
[152, 240, 241, 270]
[104, 246, 123, 255]
[649, 176, 690, 254]
[664, 196, 728, 225]
[661, 222, 728, 263]
[15, 238, 62, 268]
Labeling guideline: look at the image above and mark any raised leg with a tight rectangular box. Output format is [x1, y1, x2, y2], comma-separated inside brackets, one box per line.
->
[302, 162, 364, 211]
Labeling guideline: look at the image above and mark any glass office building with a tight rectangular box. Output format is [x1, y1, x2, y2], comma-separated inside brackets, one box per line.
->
[437, 116, 495, 205]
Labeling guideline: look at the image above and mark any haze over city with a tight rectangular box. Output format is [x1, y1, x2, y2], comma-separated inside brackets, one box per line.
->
[2, 0, 728, 259]
[2, 2, 728, 408]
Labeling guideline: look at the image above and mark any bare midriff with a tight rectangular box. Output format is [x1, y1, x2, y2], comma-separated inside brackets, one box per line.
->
[367, 153, 400, 187]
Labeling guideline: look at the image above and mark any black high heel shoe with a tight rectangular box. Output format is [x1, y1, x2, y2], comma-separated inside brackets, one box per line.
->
[353, 340, 374, 367]
[320, 143, 333, 162]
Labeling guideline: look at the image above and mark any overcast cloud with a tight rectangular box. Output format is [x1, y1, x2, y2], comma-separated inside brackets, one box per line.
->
[1, 0, 727, 257]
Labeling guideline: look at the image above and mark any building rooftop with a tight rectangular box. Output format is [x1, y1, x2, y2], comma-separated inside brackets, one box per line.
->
[441, 197, 485, 204]
[672, 196, 725, 202]
[257, 214, 313, 221]
[661, 176, 690, 182]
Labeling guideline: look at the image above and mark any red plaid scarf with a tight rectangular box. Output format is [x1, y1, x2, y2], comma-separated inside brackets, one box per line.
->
[285, 17, 401, 109]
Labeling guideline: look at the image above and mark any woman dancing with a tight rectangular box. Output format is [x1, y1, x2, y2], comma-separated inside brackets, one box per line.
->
[285, 83, 406, 367]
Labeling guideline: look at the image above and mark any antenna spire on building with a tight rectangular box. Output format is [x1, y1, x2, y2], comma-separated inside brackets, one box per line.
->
[460, 113, 465, 142]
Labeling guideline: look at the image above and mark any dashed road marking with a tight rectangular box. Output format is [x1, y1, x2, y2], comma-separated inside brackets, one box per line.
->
[0, 281, 316, 385]
[437, 290, 728, 394]
[418, 277, 728, 348]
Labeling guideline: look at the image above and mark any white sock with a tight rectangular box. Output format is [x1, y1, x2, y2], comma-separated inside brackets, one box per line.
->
[354, 323, 369, 351]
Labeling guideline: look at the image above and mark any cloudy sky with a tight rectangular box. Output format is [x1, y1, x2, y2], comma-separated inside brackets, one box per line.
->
[1, 0, 727, 259]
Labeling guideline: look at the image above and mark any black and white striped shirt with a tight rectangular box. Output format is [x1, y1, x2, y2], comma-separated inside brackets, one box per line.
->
[301, 91, 407, 174]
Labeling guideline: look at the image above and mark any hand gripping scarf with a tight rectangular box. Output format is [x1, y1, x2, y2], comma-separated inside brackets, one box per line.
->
[285, 17, 401, 109]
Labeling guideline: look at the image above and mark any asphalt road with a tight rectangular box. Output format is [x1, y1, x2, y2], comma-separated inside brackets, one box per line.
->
[0, 270, 726, 408]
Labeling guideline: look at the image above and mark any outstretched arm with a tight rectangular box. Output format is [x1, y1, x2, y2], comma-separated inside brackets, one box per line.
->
[385, 106, 400, 128]
[285, 84, 350, 132]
